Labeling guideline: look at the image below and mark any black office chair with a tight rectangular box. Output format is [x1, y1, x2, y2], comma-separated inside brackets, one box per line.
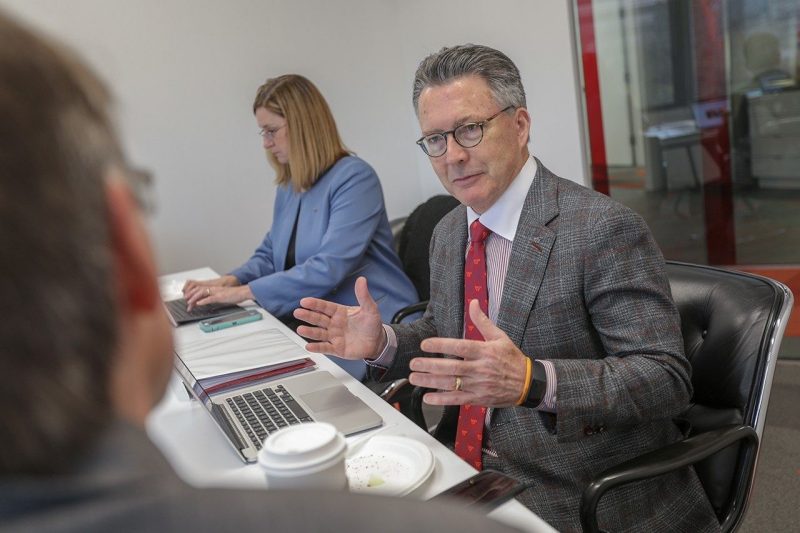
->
[389, 215, 407, 252]
[390, 194, 460, 324]
[580, 262, 792, 532]
[378, 195, 459, 406]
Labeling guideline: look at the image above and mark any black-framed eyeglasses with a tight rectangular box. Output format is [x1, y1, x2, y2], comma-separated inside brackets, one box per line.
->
[258, 124, 286, 141]
[416, 106, 514, 157]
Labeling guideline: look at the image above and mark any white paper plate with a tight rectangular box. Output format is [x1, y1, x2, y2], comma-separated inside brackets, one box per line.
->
[346, 435, 434, 496]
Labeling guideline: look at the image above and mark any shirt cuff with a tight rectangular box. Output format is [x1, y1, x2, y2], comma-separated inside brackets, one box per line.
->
[365, 325, 397, 369]
[536, 359, 557, 412]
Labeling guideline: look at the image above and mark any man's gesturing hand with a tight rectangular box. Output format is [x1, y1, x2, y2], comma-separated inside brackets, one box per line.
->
[294, 277, 386, 361]
[409, 299, 528, 407]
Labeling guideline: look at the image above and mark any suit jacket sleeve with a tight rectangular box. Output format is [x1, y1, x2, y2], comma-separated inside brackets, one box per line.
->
[548, 202, 692, 442]
[229, 229, 277, 284]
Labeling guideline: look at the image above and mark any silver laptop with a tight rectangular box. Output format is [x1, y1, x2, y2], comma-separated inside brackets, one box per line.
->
[174, 355, 383, 463]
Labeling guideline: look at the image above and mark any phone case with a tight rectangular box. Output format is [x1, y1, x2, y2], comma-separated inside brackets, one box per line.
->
[198, 310, 262, 332]
[430, 469, 526, 511]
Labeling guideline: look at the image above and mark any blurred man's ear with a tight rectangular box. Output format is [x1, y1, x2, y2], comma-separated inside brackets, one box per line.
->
[105, 168, 174, 425]
[105, 170, 160, 314]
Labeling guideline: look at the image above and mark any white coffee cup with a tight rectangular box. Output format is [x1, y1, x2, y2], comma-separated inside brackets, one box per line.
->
[258, 422, 348, 490]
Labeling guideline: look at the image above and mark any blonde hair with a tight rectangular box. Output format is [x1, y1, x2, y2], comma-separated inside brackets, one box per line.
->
[253, 75, 349, 191]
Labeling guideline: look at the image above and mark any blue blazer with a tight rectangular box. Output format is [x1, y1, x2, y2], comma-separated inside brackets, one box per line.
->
[229, 156, 418, 379]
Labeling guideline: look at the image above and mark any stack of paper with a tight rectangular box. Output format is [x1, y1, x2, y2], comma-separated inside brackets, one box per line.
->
[176, 328, 313, 392]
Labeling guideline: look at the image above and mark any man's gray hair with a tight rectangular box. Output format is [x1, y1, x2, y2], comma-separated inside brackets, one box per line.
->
[412, 44, 527, 114]
[0, 10, 123, 475]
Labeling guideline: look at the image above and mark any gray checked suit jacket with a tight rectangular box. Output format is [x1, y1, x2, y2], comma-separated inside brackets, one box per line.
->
[380, 160, 719, 532]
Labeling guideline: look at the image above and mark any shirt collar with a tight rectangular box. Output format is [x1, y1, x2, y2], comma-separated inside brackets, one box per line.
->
[466, 156, 537, 241]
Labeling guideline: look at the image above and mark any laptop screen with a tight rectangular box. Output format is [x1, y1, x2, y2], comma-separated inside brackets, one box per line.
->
[174, 353, 214, 408]
[173, 351, 314, 406]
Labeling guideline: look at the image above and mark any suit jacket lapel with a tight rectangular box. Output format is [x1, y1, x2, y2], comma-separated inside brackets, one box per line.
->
[431, 207, 464, 446]
[440, 207, 468, 341]
[497, 159, 559, 347]
[434, 213, 464, 444]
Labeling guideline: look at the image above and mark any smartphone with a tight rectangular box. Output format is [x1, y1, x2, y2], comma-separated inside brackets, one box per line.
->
[429, 469, 526, 511]
[198, 309, 262, 332]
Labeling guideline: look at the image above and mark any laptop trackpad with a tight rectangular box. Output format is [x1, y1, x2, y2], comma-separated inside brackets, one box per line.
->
[300, 386, 355, 415]
[299, 387, 382, 435]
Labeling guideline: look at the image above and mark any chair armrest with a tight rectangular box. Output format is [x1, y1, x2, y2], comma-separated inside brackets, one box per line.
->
[580, 424, 758, 533]
[378, 378, 410, 403]
[409, 384, 432, 430]
[391, 300, 429, 324]
[377, 378, 429, 430]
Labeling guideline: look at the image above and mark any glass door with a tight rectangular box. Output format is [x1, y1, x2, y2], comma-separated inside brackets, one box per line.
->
[574, 0, 800, 356]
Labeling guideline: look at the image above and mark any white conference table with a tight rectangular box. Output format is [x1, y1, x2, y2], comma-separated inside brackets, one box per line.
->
[148, 268, 556, 533]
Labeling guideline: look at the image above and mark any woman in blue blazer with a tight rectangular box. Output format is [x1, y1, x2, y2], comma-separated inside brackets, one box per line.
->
[183, 75, 418, 379]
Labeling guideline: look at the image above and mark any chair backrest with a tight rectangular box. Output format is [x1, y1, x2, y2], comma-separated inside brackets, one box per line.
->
[389, 216, 407, 253]
[397, 195, 460, 301]
[666, 261, 792, 527]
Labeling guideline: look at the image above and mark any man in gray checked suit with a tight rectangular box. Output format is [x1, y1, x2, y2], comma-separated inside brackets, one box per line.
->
[297, 45, 720, 532]
[0, 15, 519, 533]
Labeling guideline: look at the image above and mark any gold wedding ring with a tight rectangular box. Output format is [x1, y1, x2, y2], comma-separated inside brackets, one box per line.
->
[454, 376, 463, 392]
[206, 288, 211, 297]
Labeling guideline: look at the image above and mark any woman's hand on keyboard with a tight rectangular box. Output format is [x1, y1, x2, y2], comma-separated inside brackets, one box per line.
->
[183, 276, 245, 310]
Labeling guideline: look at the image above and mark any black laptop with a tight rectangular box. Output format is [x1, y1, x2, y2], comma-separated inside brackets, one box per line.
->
[163, 297, 243, 327]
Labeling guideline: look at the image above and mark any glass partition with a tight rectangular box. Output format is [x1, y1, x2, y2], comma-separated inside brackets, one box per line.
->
[574, 0, 799, 354]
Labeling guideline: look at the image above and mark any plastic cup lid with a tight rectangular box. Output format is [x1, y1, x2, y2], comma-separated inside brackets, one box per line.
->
[259, 422, 345, 470]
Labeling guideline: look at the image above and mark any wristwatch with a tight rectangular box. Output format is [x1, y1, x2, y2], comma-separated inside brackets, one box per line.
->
[522, 360, 548, 408]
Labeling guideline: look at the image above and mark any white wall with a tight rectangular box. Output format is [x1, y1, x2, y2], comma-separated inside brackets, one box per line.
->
[0, 0, 585, 275]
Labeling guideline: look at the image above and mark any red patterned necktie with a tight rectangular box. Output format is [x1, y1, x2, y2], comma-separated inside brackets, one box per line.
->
[454, 219, 490, 470]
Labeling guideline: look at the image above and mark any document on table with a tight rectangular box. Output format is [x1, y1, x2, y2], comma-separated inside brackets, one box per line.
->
[176, 328, 309, 380]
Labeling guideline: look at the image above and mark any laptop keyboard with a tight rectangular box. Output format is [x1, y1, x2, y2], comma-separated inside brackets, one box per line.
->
[226, 384, 314, 449]
[165, 298, 241, 324]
